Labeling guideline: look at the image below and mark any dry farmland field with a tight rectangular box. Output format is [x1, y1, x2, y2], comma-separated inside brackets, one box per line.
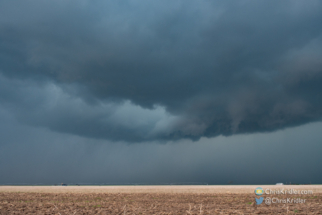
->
[1, 185, 322, 214]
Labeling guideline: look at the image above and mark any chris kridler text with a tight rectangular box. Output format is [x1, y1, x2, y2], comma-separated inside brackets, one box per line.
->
[265, 189, 313, 195]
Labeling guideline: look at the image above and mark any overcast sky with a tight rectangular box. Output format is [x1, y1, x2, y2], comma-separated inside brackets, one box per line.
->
[0, 0, 322, 185]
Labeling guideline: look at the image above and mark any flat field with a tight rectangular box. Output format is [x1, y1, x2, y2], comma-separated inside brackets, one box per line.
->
[0, 185, 321, 214]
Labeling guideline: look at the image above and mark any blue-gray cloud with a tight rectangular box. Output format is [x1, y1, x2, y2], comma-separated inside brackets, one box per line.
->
[1, 0, 322, 142]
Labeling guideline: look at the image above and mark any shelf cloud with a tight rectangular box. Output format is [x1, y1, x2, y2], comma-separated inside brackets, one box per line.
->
[1, 0, 322, 142]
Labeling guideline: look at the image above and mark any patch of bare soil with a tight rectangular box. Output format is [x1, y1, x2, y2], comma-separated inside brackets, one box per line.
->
[0, 192, 321, 214]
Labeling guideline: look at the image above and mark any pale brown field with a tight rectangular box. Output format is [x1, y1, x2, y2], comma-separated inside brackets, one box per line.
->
[1, 185, 322, 214]
[1, 185, 322, 194]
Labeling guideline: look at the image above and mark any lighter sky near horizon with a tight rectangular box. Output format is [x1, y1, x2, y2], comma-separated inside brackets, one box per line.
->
[0, 0, 322, 184]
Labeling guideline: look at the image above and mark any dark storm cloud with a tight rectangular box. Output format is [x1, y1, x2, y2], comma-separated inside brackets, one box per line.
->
[1, 0, 322, 142]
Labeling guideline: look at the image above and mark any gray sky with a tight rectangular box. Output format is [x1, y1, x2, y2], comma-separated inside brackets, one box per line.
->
[0, 0, 321, 184]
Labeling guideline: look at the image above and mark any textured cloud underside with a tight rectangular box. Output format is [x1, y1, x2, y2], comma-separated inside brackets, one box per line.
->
[1, 0, 322, 142]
